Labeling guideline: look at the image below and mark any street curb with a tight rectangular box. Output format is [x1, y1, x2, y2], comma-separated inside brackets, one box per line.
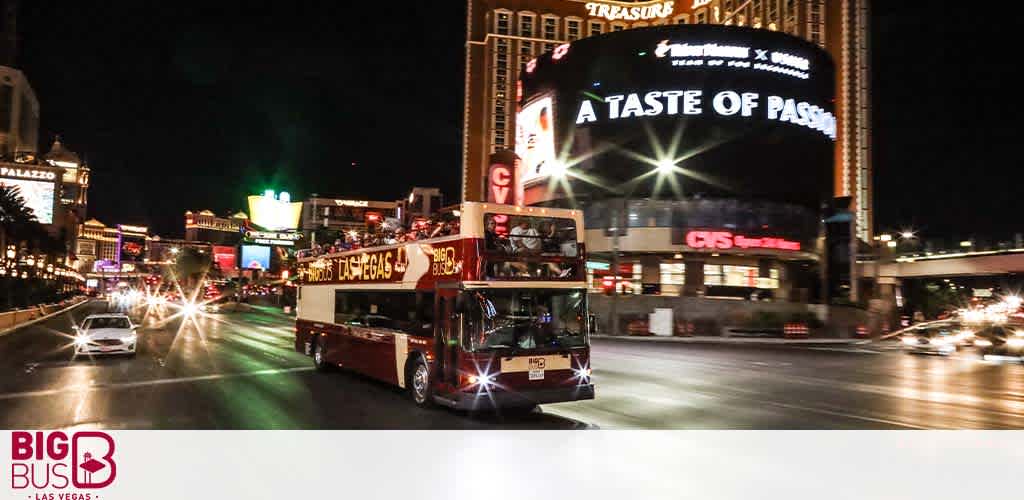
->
[245, 304, 296, 321]
[590, 334, 870, 346]
[0, 298, 91, 338]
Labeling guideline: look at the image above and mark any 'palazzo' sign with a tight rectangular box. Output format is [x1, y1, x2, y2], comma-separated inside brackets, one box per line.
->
[0, 166, 57, 181]
[584, 1, 674, 21]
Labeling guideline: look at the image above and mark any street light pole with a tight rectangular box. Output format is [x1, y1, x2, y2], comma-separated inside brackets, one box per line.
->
[311, 194, 318, 248]
[609, 198, 625, 336]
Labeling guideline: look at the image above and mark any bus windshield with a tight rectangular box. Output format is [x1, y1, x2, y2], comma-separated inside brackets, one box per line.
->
[462, 289, 588, 351]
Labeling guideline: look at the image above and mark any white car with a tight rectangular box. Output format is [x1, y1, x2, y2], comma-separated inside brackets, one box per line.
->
[74, 314, 138, 355]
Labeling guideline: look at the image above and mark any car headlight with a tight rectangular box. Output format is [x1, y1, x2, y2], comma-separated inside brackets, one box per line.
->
[902, 337, 917, 345]
[1007, 338, 1024, 348]
[975, 339, 992, 347]
[74, 336, 89, 347]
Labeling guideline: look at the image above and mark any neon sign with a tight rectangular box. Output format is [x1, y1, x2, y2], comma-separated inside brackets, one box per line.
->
[0, 167, 57, 181]
[244, 230, 302, 247]
[584, 1, 675, 21]
[118, 224, 148, 234]
[654, 40, 813, 80]
[575, 89, 836, 140]
[333, 199, 369, 207]
[488, 164, 513, 204]
[685, 231, 801, 251]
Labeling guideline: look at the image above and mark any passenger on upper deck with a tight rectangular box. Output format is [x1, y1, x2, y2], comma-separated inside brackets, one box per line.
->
[510, 220, 541, 254]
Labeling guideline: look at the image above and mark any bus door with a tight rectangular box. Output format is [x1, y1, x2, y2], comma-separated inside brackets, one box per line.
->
[435, 288, 460, 387]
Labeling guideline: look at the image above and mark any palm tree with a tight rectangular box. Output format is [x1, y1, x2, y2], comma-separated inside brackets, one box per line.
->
[0, 185, 38, 251]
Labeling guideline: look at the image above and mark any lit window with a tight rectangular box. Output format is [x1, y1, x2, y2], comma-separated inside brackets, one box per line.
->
[542, 16, 559, 40]
[495, 10, 511, 35]
[659, 263, 686, 297]
[519, 12, 535, 37]
[566, 18, 581, 41]
[588, 21, 604, 36]
[704, 264, 723, 286]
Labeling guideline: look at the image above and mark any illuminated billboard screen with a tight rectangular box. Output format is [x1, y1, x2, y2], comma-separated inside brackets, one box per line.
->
[213, 245, 238, 271]
[518, 25, 835, 207]
[241, 245, 270, 270]
[0, 178, 55, 224]
[515, 95, 557, 186]
[247, 193, 302, 231]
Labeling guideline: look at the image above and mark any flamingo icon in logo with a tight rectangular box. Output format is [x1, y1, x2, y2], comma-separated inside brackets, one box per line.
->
[79, 451, 106, 484]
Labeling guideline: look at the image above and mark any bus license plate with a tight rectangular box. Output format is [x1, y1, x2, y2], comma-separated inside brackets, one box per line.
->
[529, 369, 544, 380]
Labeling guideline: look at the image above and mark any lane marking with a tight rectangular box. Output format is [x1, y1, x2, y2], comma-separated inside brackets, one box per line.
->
[753, 399, 931, 429]
[806, 347, 883, 354]
[0, 366, 315, 401]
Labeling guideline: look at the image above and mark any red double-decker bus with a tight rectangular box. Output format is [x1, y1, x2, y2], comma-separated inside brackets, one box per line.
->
[295, 202, 593, 410]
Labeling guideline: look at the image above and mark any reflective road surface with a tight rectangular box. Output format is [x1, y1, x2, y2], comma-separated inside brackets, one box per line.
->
[2, 300, 1023, 429]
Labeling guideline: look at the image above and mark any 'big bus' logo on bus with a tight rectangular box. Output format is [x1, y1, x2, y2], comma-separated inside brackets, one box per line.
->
[429, 244, 460, 277]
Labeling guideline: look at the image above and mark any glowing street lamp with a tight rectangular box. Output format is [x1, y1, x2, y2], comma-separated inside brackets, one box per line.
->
[549, 160, 568, 178]
[656, 159, 676, 173]
[5, 246, 14, 259]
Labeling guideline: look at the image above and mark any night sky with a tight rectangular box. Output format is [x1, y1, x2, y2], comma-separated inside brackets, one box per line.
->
[12, 1, 1019, 243]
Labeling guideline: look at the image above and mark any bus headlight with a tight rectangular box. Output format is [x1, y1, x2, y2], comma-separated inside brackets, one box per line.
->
[468, 373, 495, 387]
[574, 367, 592, 380]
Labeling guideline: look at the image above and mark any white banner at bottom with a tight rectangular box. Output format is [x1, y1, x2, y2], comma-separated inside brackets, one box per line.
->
[4, 431, 1023, 500]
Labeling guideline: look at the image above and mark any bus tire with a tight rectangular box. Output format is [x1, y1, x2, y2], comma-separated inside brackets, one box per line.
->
[313, 338, 332, 372]
[409, 356, 434, 407]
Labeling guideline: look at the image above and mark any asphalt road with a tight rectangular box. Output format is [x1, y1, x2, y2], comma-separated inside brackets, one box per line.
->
[2, 300, 1023, 429]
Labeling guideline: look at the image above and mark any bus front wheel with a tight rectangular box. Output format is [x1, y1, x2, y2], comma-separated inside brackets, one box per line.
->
[410, 357, 434, 407]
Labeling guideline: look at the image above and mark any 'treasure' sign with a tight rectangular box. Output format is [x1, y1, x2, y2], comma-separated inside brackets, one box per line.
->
[584, 1, 675, 21]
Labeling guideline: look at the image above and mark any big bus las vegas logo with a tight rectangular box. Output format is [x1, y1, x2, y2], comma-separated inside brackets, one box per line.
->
[10, 431, 117, 495]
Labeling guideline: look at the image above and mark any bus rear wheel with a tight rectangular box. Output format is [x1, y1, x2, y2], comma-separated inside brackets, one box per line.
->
[313, 339, 331, 372]
[410, 358, 434, 407]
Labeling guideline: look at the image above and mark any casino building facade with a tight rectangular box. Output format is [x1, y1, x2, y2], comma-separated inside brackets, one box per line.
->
[462, 0, 871, 242]
[516, 23, 834, 301]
